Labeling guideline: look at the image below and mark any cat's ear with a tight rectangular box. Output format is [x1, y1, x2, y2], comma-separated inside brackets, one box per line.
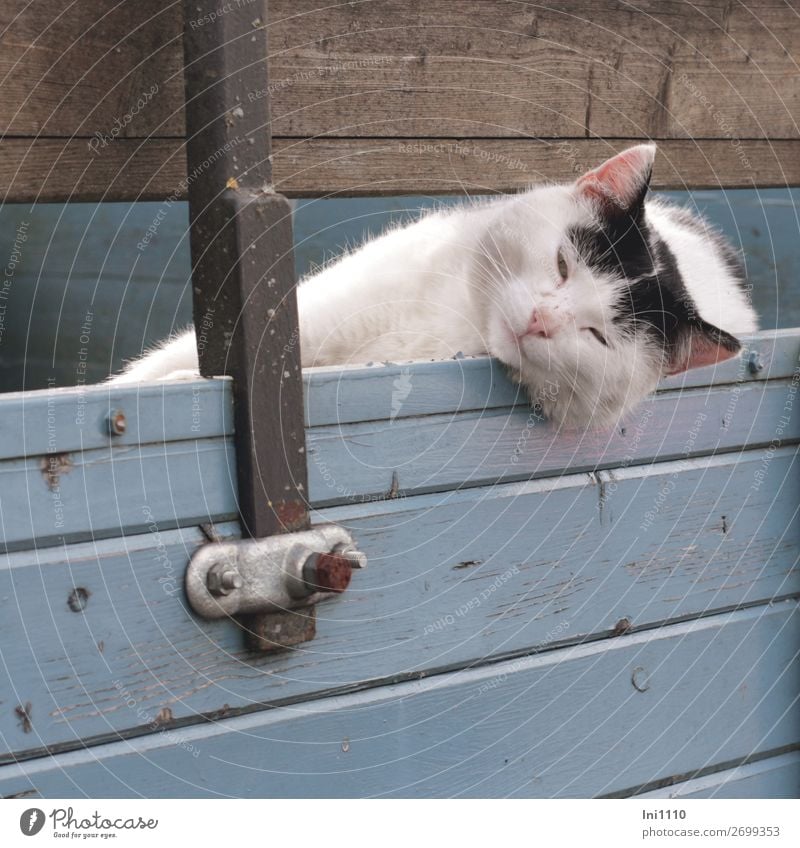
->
[665, 319, 741, 375]
[576, 144, 656, 218]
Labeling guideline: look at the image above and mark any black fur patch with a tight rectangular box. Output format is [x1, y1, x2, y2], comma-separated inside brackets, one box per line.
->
[568, 211, 700, 362]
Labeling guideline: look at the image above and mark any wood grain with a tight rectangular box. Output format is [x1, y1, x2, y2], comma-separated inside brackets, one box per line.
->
[0, 378, 233, 460]
[1, 1, 798, 140]
[0, 438, 238, 552]
[264, 0, 800, 142]
[0, 0, 183, 138]
[2, 137, 799, 202]
[1, 1, 799, 199]
[0, 138, 186, 203]
[0, 448, 796, 756]
[181, 0, 310, 549]
[0, 602, 796, 797]
[1, 330, 787, 455]
[306, 377, 800, 505]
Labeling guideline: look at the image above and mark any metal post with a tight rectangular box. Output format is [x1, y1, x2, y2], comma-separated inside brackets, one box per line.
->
[182, 1, 310, 649]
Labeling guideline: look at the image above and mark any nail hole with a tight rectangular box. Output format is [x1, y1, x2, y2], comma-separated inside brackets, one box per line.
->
[67, 587, 91, 613]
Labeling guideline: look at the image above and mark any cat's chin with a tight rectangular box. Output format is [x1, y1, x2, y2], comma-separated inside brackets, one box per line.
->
[498, 361, 633, 432]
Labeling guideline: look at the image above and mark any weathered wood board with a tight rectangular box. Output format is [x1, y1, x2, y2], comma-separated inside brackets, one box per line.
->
[0, 380, 232, 460]
[307, 377, 799, 505]
[638, 751, 800, 799]
[0, 331, 796, 547]
[0, 438, 238, 552]
[1, 1, 799, 200]
[304, 330, 800, 426]
[0, 602, 796, 798]
[0, 356, 795, 550]
[1, 446, 796, 759]
[2, 1, 797, 140]
[2, 138, 799, 202]
[0, 0, 796, 804]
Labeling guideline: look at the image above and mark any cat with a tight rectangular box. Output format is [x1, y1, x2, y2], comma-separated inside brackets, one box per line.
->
[110, 143, 757, 428]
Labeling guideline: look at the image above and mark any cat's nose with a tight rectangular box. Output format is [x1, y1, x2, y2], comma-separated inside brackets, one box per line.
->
[524, 308, 550, 338]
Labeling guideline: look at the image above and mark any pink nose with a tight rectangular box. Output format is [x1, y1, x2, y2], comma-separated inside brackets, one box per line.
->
[525, 308, 549, 338]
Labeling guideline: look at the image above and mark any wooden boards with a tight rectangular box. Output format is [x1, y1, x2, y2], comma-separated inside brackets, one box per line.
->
[1, 1, 799, 200]
[0, 602, 797, 797]
[3, 1, 798, 140]
[1, 447, 797, 759]
[0, 331, 796, 549]
[3, 138, 800, 202]
[638, 751, 800, 799]
[0, 330, 797, 794]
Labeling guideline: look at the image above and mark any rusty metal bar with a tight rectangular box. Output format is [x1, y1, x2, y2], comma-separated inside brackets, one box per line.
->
[181, 1, 310, 647]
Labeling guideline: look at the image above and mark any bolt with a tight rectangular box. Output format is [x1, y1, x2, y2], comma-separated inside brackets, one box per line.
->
[302, 551, 353, 594]
[335, 543, 367, 570]
[747, 350, 764, 375]
[207, 563, 243, 596]
[107, 409, 127, 436]
[221, 571, 242, 591]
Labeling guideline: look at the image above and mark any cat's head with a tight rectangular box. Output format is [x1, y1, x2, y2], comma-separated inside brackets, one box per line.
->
[476, 143, 747, 428]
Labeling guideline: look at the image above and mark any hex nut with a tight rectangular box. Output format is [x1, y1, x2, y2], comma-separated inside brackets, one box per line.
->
[107, 410, 127, 436]
[207, 563, 243, 596]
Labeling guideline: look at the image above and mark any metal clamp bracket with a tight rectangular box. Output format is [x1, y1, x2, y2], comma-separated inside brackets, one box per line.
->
[185, 525, 366, 620]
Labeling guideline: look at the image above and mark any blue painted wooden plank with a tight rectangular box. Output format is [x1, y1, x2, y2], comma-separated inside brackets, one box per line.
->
[1, 330, 793, 453]
[307, 378, 800, 504]
[637, 752, 800, 799]
[304, 330, 799, 427]
[304, 330, 800, 427]
[0, 438, 238, 552]
[304, 355, 524, 427]
[0, 202, 193, 392]
[1, 448, 796, 756]
[0, 603, 796, 798]
[5, 358, 796, 549]
[0, 378, 232, 460]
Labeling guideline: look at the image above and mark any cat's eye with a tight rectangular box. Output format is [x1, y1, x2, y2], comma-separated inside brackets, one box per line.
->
[586, 327, 609, 347]
[556, 247, 569, 283]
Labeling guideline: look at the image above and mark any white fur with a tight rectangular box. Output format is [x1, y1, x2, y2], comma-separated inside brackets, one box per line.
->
[110, 146, 757, 428]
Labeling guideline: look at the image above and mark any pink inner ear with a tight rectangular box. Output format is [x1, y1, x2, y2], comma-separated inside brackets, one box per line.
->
[577, 145, 655, 211]
[667, 336, 740, 375]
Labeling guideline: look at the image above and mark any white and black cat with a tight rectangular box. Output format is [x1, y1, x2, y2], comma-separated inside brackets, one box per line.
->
[111, 143, 757, 427]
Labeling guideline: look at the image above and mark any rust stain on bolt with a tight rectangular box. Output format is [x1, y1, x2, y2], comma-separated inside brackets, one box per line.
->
[304, 552, 352, 594]
[107, 410, 127, 436]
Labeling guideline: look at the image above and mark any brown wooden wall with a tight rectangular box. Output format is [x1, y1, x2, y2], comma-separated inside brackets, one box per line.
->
[1, 0, 798, 200]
